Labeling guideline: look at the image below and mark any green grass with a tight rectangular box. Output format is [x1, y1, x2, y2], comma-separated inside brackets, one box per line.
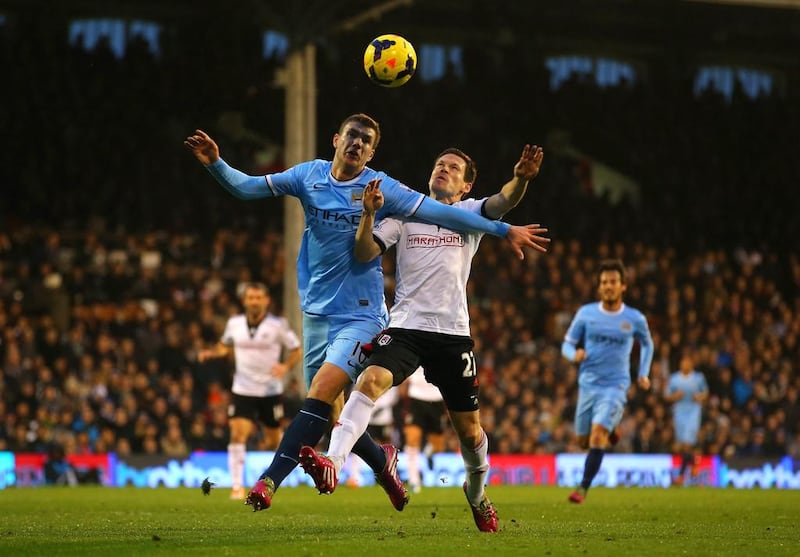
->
[1, 485, 798, 556]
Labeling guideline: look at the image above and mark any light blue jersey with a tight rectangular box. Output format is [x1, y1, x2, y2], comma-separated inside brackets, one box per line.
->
[562, 302, 654, 435]
[267, 160, 426, 316]
[668, 370, 707, 444]
[206, 157, 511, 385]
[207, 158, 510, 317]
[562, 302, 654, 390]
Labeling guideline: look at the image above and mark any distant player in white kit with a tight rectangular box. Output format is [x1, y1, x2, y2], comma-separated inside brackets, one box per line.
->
[402, 367, 446, 494]
[199, 282, 301, 499]
[299, 144, 547, 532]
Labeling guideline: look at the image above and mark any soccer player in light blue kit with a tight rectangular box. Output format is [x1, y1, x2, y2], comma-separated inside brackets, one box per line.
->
[561, 259, 654, 503]
[184, 114, 548, 512]
[665, 352, 708, 486]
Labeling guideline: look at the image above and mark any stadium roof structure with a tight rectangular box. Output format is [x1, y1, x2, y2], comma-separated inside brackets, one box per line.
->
[1, 0, 798, 71]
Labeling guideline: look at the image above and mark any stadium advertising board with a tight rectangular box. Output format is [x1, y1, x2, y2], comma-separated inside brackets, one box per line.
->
[0, 452, 14, 488]
[718, 456, 800, 489]
[247, 451, 484, 489]
[3, 452, 799, 489]
[12, 453, 112, 486]
[671, 454, 717, 487]
[114, 453, 226, 488]
[486, 454, 557, 486]
[557, 454, 677, 488]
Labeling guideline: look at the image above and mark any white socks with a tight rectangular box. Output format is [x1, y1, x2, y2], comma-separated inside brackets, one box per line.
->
[228, 443, 246, 489]
[406, 446, 421, 488]
[461, 430, 489, 506]
[328, 390, 375, 473]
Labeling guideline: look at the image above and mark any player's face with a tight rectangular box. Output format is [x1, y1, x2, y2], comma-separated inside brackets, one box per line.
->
[428, 153, 472, 202]
[243, 288, 269, 318]
[332, 122, 376, 178]
[598, 270, 626, 307]
[680, 356, 693, 374]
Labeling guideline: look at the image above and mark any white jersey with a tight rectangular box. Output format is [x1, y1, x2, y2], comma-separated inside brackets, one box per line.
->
[221, 313, 301, 397]
[373, 197, 485, 336]
[407, 366, 443, 402]
[370, 386, 399, 426]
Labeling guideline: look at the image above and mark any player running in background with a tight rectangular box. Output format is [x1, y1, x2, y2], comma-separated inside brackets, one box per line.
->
[561, 259, 654, 504]
[665, 352, 708, 486]
[198, 282, 301, 499]
[185, 114, 547, 512]
[298, 144, 548, 532]
[401, 366, 447, 494]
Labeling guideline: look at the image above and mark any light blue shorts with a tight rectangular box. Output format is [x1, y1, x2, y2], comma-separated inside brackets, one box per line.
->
[302, 312, 387, 388]
[574, 386, 627, 436]
[673, 409, 701, 444]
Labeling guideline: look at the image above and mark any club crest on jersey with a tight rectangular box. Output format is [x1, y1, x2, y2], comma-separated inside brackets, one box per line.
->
[376, 333, 392, 346]
[351, 188, 364, 206]
[620, 321, 632, 331]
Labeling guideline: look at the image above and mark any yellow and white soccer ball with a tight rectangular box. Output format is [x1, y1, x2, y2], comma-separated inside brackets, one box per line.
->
[363, 34, 417, 88]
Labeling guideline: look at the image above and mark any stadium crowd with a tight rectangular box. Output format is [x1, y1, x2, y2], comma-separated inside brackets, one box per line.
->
[2, 224, 798, 460]
[1, 14, 799, 462]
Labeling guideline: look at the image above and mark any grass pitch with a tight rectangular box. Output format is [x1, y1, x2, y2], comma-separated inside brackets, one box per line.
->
[1, 485, 798, 556]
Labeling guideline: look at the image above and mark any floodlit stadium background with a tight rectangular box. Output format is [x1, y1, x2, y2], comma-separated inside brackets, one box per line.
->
[1, 0, 798, 489]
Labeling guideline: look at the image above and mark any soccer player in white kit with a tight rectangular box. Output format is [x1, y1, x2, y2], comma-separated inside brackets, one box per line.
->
[186, 114, 549, 513]
[402, 367, 446, 494]
[199, 282, 301, 499]
[299, 144, 547, 532]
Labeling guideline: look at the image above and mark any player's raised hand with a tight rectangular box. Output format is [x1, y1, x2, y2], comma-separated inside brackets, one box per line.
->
[184, 129, 220, 166]
[506, 223, 550, 259]
[514, 144, 544, 180]
[362, 178, 384, 215]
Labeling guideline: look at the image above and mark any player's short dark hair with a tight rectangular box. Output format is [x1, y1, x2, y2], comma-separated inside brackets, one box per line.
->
[597, 259, 627, 283]
[339, 113, 381, 149]
[242, 282, 269, 296]
[435, 147, 477, 184]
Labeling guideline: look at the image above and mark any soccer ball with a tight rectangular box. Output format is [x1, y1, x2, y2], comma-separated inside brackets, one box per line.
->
[363, 34, 417, 88]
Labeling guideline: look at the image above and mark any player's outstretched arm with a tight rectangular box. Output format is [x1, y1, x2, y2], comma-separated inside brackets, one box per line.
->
[506, 224, 550, 260]
[184, 129, 220, 165]
[354, 179, 384, 262]
[416, 196, 549, 257]
[198, 342, 231, 363]
[415, 196, 511, 238]
[184, 129, 270, 200]
[483, 144, 544, 219]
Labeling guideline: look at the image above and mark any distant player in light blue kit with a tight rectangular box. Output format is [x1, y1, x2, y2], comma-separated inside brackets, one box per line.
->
[184, 114, 548, 512]
[665, 352, 708, 486]
[561, 259, 654, 503]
